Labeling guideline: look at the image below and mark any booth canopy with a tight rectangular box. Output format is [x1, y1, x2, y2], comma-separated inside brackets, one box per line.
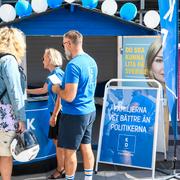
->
[0, 3, 159, 36]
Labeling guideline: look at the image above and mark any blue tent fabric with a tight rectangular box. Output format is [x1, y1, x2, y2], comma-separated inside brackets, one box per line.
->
[158, 0, 178, 140]
[0, 3, 158, 36]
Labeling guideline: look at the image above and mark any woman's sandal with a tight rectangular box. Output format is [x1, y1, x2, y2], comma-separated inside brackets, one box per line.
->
[48, 169, 65, 179]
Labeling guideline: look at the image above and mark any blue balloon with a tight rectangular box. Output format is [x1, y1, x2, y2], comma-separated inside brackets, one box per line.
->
[47, 0, 63, 8]
[82, 0, 98, 9]
[119, 3, 137, 21]
[15, 0, 32, 17]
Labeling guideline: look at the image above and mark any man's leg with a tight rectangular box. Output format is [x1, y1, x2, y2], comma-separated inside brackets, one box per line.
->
[64, 149, 77, 180]
[56, 146, 65, 172]
[80, 144, 94, 180]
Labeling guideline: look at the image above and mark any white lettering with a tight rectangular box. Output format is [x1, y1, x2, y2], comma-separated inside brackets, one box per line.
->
[161, 28, 168, 46]
[142, 116, 151, 123]
[163, 0, 175, 22]
[119, 114, 141, 122]
[27, 118, 35, 130]
[111, 124, 147, 133]
[109, 113, 118, 122]
[113, 104, 147, 114]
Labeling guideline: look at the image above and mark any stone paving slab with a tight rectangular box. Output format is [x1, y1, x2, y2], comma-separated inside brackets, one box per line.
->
[6, 169, 180, 180]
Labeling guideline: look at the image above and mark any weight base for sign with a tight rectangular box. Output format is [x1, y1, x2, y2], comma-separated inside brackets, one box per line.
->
[156, 168, 180, 180]
[164, 174, 180, 180]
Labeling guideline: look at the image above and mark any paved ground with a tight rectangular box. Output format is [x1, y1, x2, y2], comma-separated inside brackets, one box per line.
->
[5, 146, 180, 180]
[1, 106, 180, 180]
[8, 167, 180, 180]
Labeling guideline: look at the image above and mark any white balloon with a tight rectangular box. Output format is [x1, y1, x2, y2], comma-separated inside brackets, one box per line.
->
[144, 10, 160, 29]
[64, 0, 75, 3]
[101, 0, 117, 16]
[31, 0, 48, 13]
[0, 4, 16, 22]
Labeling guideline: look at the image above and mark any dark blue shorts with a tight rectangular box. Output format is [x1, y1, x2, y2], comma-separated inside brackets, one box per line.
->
[58, 111, 96, 150]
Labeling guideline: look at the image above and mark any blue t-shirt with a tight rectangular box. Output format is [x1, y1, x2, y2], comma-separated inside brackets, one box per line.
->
[61, 53, 98, 115]
[47, 67, 64, 112]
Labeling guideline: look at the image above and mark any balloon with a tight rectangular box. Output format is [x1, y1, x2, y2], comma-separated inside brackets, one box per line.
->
[144, 10, 160, 29]
[101, 0, 117, 16]
[64, 0, 75, 3]
[0, 4, 16, 22]
[26, 3, 33, 15]
[119, 2, 137, 21]
[82, 0, 98, 9]
[15, 0, 32, 17]
[47, 0, 63, 8]
[31, 0, 48, 13]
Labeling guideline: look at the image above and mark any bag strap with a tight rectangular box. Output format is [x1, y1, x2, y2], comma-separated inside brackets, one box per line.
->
[0, 89, 7, 101]
[0, 53, 13, 101]
[0, 53, 14, 59]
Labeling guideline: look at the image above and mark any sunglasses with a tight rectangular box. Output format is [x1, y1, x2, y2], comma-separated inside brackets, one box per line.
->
[62, 41, 70, 49]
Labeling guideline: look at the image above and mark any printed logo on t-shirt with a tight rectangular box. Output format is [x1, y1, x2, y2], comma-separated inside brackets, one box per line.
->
[88, 66, 96, 87]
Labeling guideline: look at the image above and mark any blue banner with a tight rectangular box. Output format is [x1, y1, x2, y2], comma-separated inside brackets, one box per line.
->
[14, 100, 56, 165]
[99, 88, 158, 169]
[158, 0, 178, 139]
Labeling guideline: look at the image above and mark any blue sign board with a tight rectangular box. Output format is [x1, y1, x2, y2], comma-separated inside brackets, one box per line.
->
[99, 88, 158, 169]
[158, 0, 178, 140]
[14, 100, 56, 165]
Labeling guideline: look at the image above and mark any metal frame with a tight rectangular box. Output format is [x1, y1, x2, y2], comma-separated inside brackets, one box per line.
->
[95, 78, 162, 180]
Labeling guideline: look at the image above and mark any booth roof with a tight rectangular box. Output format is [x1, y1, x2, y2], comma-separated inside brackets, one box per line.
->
[0, 3, 159, 36]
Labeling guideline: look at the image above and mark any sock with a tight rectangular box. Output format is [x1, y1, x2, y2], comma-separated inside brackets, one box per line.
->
[66, 174, 75, 180]
[84, 169, 93, 180]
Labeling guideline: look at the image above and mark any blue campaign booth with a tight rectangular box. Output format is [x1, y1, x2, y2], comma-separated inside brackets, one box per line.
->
[13, 98, 57, 175]
[24, 100, 55, 164]
[0, 3, 159, 174]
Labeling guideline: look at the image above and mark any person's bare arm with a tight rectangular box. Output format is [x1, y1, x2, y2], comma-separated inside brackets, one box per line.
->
[27, 83, 48, 95]
[50, 95, 61, 127]
[52, 83, 78, 102]
[53, 95, 61, 117]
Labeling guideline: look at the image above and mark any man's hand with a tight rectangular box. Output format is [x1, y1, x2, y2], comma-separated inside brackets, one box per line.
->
[52, 84, 60, 94]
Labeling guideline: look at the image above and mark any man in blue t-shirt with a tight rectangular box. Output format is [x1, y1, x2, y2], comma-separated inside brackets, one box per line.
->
[52, 30, 98, 180]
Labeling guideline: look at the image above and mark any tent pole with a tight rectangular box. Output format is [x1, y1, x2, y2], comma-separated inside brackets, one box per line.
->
[139, 0, 145, 25]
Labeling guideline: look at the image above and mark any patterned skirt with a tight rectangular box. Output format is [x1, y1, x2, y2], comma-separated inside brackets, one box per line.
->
[0, 103, 17, 132]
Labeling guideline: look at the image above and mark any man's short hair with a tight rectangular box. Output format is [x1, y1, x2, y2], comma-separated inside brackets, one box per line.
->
[63, 30, 83, 45]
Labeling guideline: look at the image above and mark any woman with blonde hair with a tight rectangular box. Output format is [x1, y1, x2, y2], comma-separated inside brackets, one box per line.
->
[145, 38, 164, 85]
[145, 38, 169, 150]
[27, 48, 65, 179]
[0, 26, 26, 180]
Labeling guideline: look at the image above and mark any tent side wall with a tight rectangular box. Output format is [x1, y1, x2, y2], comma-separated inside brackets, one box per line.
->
[26, 36, 117, 87]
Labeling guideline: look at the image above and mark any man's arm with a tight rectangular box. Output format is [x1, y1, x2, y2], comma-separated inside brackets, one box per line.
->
[52, 83, 78, 102]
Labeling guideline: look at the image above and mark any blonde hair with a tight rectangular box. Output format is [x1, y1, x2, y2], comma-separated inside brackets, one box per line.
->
[45, 48, 63, 67]
[144, 38, 163, 87]
[0, 26, 26, 64]
[145, 38, 162, 79]
[63, 30, 83, 45]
